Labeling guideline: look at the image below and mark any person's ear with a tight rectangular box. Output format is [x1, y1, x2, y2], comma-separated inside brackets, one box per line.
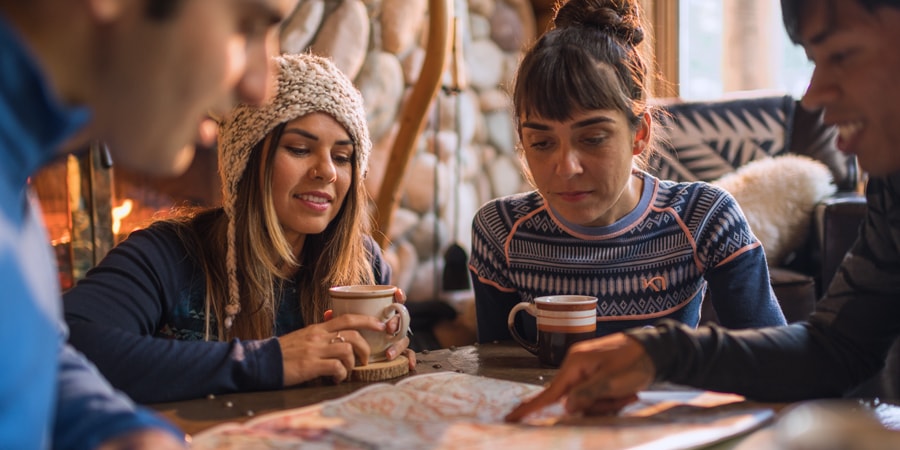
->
[632, 112, 652, 155]
[86, 0, 127, 23]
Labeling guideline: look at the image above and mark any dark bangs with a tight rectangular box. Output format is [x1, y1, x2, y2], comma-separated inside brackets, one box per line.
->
[780, 0, 806, 44]
[514, 39, 632, 124]
[781, 0, 900, 44]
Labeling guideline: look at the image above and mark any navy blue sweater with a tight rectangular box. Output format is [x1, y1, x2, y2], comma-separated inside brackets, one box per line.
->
[64, 218, 390, 403]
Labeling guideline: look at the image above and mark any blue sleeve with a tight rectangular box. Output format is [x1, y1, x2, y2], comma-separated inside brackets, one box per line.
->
[470, 205, 525, 343]
[1, 192, 181, 449]
[473, 276, 524, 343]
[64, 225, 283, 403]
[468, 203, 516, 291]
[695, 188, 786, 328]
[54, 343, 184, 449]
[705, 247, 787, 327]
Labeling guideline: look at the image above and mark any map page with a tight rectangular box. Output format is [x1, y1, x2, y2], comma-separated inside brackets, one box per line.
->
[191, 372, 773, 449]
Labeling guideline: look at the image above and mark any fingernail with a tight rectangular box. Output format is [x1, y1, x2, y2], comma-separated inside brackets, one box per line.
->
[386, 348, 396, 359]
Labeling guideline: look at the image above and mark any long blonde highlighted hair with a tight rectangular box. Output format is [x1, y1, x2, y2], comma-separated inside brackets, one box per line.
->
[168, 120, 374, 341]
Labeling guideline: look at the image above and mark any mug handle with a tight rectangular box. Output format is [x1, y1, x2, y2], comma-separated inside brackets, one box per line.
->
[508, 302, 539, 355]
[381, 303, 411, 345]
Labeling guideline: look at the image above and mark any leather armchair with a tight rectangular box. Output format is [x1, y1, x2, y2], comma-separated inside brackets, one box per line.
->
[815, 192, 868, 297]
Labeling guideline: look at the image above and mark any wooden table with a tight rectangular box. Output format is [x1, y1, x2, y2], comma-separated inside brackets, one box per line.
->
[147, 341, 900, 448]
[148, 342, 557, 436]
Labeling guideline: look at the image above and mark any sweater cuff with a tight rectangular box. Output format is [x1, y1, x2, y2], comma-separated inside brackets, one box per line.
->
[624, 319, 692, 382]
[243, 337, 284, 390]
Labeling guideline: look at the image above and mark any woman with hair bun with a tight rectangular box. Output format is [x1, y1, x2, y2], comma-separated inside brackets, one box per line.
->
[470, 0, 786, 345]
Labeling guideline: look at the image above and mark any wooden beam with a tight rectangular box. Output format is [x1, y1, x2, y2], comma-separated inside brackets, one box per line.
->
[642, 0, 679, 98]
[372, 0, 453, 249]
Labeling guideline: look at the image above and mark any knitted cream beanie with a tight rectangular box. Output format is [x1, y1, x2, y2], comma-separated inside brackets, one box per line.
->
[215, 52, 371, 332]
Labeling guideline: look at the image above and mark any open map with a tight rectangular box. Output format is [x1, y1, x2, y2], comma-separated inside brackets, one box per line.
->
[191, 372, 773, 449]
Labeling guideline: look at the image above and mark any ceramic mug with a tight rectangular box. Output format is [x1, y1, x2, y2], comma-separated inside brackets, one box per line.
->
[508, 295, 598, 367]
[329, 285, 410, 363]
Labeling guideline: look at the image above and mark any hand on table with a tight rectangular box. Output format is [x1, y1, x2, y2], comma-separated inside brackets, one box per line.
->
[296, 289, 416, 386]
[278, 314, 385, 386]
[96, 429, 186, 450]
[505, 332, 655, 422]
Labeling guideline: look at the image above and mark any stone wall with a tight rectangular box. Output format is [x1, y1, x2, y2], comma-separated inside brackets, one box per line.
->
[282, 0, 535, 307]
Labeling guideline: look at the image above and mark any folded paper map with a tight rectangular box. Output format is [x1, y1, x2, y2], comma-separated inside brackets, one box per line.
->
[191, 372, 773, 449]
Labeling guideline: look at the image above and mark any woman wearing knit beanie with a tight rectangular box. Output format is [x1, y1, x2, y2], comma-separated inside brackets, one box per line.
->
[63, 53, 414, 403]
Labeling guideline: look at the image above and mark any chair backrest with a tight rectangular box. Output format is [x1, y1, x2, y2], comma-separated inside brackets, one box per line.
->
[648, 94, 857, 191]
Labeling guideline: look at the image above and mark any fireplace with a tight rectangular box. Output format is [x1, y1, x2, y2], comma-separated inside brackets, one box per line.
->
[32, 142, 220, 290]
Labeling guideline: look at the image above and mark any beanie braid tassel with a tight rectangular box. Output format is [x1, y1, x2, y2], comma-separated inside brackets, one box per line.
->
[224, 211, 241, 332]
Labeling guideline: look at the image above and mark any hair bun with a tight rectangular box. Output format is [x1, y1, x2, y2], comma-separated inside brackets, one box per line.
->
[553, 0, 645, 46]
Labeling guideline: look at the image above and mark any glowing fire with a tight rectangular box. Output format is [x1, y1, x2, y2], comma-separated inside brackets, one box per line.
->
[112, 199, 133, 236]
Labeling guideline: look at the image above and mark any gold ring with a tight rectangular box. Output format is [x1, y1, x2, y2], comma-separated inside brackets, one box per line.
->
[330, 333, 346, 344]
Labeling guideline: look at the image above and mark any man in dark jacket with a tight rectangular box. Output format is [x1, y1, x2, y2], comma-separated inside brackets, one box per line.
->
[508, 0, 900, 421]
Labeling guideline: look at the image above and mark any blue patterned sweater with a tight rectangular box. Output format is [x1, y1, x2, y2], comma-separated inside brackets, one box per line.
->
[470, 171, 786, 343]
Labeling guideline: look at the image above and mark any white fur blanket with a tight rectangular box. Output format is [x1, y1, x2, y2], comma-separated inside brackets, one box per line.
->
[712, 154, 836, 266]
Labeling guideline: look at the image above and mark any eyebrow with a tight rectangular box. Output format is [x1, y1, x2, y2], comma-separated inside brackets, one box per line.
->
[282, 128, 353, 145]
[807, 27, 833, 47]
[521, 116, 615, 131]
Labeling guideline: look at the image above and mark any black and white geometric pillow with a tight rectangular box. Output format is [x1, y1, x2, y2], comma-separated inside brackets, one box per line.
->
[649, 95, 794, 183]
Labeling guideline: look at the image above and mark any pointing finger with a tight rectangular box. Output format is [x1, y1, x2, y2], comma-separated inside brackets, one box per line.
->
[505, 365, 585, 422]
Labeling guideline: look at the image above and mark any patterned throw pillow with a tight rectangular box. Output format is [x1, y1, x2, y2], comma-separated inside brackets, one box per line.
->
[649, 95, 795, 183]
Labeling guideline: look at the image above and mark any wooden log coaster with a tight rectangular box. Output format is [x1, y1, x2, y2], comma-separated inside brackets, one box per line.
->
[350, 355, 409, 382]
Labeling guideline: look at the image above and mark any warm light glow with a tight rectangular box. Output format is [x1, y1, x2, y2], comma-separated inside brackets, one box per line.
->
[112, 199, 133, 236]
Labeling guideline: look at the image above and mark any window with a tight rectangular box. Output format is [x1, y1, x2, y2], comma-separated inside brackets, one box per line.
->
[678, 0, 814, 100]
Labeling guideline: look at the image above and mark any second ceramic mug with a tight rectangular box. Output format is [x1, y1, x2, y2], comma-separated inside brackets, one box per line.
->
[507, 295, 598, 367]
[329, 285, 410, 363]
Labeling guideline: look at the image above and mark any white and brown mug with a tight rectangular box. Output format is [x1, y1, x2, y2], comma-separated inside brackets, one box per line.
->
[507, 295, 598, 367]
[329, 285, 410, 363]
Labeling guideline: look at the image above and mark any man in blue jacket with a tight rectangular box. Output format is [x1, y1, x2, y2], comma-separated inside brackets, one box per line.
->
[0, 0, 297, 448]
[508, 0, 900, 421]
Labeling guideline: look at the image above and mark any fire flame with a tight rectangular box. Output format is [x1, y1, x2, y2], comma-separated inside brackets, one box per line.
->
[112, 199, 133, 236]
